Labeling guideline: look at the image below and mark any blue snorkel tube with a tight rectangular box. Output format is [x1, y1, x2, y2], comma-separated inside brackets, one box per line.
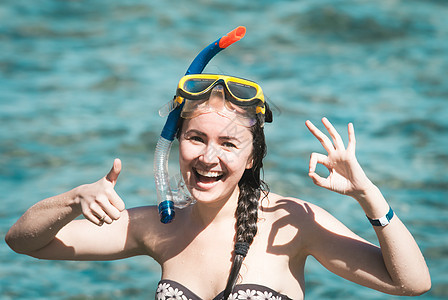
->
[155, 26, 247, 223]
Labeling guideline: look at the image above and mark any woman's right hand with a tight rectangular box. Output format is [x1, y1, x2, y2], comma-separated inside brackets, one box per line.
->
[75, 158, 125, 226]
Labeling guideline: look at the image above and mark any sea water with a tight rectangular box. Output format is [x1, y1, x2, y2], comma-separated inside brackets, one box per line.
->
[1, 0, 447, 299]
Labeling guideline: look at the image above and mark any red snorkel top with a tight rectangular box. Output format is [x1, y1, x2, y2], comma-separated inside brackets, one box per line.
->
[218, 26, 246, 48]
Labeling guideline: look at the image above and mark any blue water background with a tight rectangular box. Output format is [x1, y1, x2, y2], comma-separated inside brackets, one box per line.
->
[1, 0, 447, 299]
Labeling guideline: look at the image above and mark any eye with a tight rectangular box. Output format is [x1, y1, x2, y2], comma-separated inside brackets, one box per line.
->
[189, 136, 204, 143]
[222, 141, 237, 149]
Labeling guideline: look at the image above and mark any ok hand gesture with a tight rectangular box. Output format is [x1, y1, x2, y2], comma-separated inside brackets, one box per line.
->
[306, 118, 372, 198]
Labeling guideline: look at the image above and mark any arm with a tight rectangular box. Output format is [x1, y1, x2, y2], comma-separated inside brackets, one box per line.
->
[304, 118, 431, 296]
[5, 159, 143, 260]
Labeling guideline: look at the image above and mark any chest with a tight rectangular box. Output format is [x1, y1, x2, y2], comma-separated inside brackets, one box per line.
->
[161, 224, 234, 279]
[161, 244, 294, 300]
[156, 214, 306, 299]
[159, 218, 297, 283]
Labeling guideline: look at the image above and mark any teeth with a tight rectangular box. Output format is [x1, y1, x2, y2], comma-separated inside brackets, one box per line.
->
[196, 169, 223, 178]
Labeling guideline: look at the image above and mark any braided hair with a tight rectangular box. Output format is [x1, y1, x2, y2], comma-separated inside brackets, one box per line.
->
[222, 119, 269, 299]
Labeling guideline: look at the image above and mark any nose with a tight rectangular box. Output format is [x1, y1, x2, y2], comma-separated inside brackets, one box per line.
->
[199, 143, 221, 165]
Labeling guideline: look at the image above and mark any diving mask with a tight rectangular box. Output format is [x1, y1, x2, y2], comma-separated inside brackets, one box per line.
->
[174, 74, 272, 127]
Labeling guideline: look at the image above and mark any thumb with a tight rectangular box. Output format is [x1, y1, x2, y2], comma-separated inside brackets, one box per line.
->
[105, 158, 121, 186]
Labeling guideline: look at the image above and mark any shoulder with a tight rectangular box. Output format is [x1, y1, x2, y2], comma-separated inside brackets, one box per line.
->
[260, 193, 350, 241]
[125, 205, 191, 260]
[126, 205, 178, 238]
[260, 192, 329, 224]
[125, 206, 167, 255]
[262, 193, 367, 251]
[127, 205, 158, 222]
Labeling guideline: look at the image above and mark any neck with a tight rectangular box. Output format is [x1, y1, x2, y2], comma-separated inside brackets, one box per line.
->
[190, 186, 240, 228]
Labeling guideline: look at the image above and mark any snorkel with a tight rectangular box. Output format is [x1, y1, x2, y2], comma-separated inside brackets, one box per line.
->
[154, 26, 246, 223]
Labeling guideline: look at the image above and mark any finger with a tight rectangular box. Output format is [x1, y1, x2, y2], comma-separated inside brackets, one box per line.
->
[309, 152, 331, 174]
[96, 194, 121, 220]
[305, 120, 335, 153]
[106, 158, 121, 186]
[347, 122, 356, 152]
[322, 117, 345, 150]
[308, 152, 332, 189]
[308, 171, 330, 189]
[106, 188, 126, 212]
[89, 200, 113, 224]
[82, 206, 106, 226]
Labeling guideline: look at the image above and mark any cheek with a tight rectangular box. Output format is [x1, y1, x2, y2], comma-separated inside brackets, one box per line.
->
[179, 142, 196, 168]
[226, 148, 253, 172]
[179, 139, 202, 157]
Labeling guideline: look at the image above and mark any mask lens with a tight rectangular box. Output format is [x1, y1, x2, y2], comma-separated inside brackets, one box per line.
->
[184, 78, 215, 93]
[227, 81, 257, 99]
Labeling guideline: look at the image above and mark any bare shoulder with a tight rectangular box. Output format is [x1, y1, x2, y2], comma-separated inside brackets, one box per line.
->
[126, 205, 177, 238]
[260, 193, 357, 241]
[127, 205, 159, 224]
[126, 205, 185, 233]
[260, 192, 322, 224]
[126, 205, 189, 261]
[258, 193, 321, 258]
[261, 192, 344, 227]
[125, 206, 168, 256]
[259, 193, 365, 257]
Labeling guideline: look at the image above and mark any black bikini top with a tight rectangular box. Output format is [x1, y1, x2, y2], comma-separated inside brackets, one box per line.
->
[156, 279, 293, 300]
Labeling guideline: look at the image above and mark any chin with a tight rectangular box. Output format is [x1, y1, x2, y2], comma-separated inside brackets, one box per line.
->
[189, 187, 226, 204]
[187, 182, 237, 205]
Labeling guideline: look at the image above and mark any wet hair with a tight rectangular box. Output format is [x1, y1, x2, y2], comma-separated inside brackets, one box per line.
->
[176, 117, 269, 299]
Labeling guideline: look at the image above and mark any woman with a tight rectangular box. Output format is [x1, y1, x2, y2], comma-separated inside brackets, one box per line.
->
[6, 71, 431, 299]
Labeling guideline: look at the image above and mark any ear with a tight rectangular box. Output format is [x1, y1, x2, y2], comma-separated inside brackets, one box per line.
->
[246, 157, 254, 169]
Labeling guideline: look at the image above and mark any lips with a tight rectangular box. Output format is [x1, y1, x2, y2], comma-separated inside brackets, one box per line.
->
[193, 167, 224, 185]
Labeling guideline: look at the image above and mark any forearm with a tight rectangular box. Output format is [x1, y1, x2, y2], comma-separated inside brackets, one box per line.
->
[354, 184, 431, 294]
[5, 188, 82, 254]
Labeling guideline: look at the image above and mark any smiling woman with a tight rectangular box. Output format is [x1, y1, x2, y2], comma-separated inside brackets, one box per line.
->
[5, 27, 431, 300]
[178, 113, 254, 203]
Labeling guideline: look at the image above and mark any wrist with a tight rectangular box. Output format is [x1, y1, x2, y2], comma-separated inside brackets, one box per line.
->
[366, 205, 394, 227]
[349, 181, 377, 201]
[68, 186, 85, 214]
[353, 184, 391, 220]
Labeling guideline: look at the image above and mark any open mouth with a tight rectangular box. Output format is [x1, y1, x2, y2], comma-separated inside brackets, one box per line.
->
[193, 168, 224, 184]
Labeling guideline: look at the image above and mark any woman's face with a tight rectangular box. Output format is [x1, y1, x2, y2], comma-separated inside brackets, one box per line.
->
[178, 111, 254, 205]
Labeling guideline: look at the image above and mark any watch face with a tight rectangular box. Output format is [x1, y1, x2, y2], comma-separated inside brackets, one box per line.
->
[379, 216, 390, 226]
[368, 207, 394, 227]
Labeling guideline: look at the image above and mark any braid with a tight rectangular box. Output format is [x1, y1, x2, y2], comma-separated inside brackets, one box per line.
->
[236, 177, 259, 245]
[222, 121, 268, 300]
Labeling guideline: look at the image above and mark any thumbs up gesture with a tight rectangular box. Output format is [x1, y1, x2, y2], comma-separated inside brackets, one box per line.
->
[76, 159, 126, 226]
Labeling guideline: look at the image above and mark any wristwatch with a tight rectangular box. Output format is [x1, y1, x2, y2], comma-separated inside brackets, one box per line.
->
[367, 206, 394, 227]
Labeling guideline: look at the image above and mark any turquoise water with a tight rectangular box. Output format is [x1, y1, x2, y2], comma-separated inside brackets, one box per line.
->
[1, 0, 447, 299]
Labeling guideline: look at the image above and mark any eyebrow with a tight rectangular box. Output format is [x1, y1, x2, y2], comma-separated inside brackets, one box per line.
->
[220, 135, 242, 143]
[184, 129, 206, 137]
[184, 129, 242, 143]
